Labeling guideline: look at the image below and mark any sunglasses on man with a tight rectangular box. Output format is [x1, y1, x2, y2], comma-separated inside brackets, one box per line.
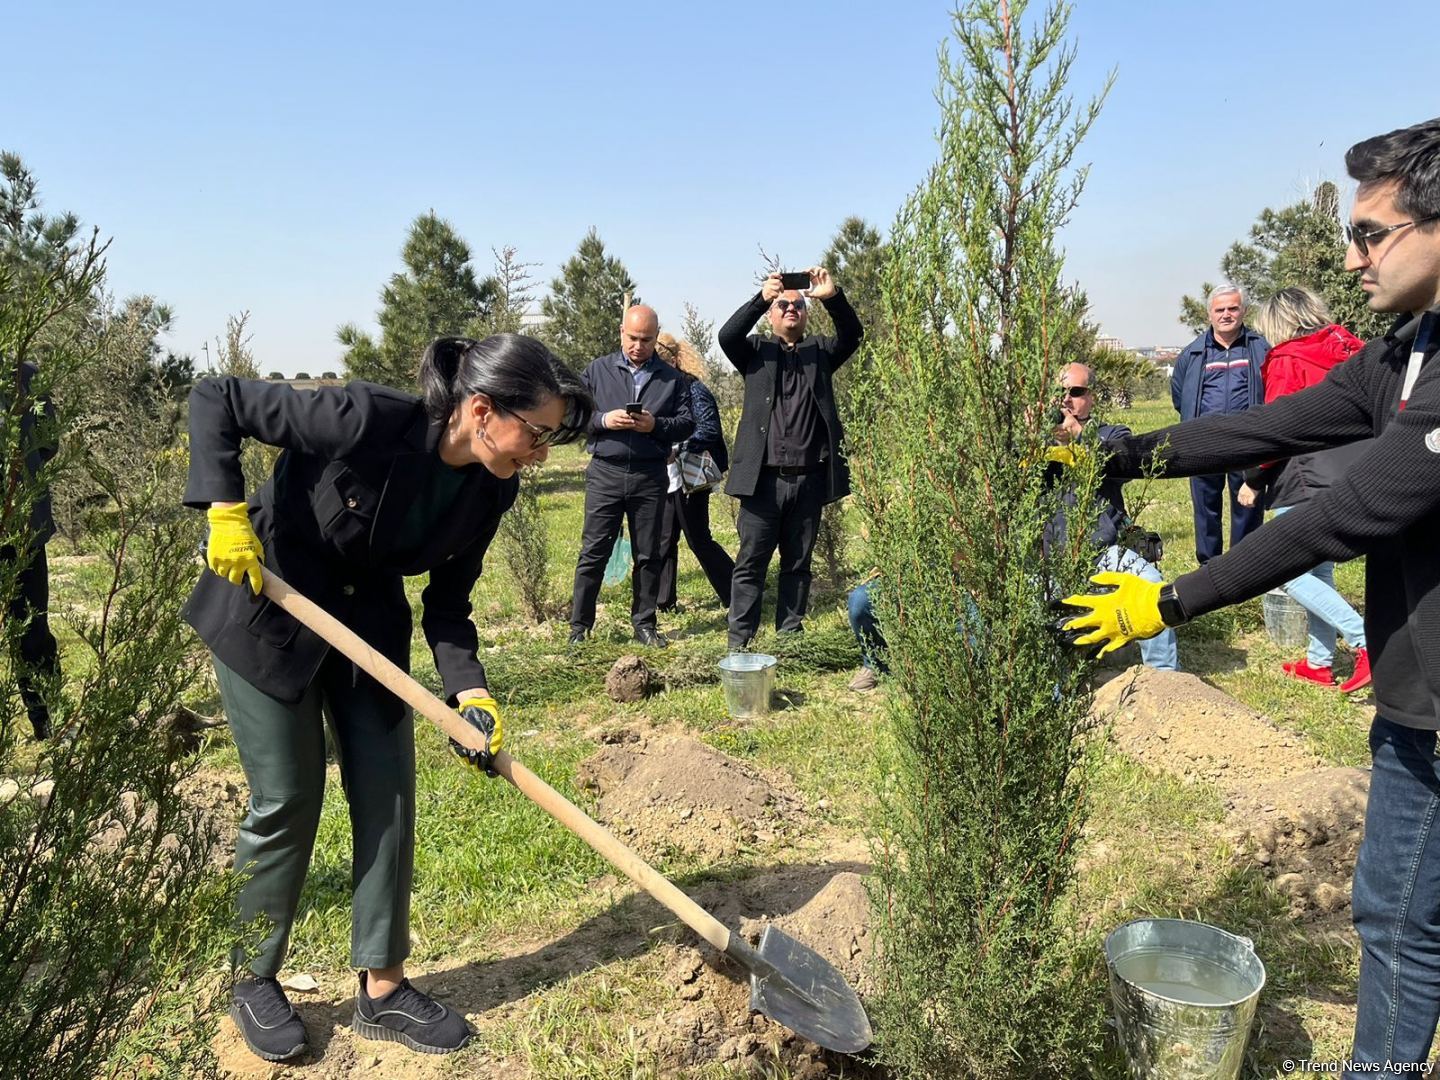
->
[1345, 214, 1440, 257]
[774, 298, 807, 313]
[1061, 386, 1091, 398]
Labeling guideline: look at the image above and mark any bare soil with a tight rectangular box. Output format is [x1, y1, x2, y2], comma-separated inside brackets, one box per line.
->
[1093, 666, 1368, 922]
[576, 733, 807, 862]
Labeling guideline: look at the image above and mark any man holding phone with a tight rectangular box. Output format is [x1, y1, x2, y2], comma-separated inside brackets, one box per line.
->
[720, 266, 863, 649]
[570, 304, 694, 647]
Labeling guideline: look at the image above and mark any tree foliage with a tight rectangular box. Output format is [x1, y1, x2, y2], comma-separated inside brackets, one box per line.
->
[539, 228, 637, 368]
[0, 155, 241, 1079]
[339, 211, 499, 389]
[1179, 182, 1387, 338]
[849, 3, 1110, 1074]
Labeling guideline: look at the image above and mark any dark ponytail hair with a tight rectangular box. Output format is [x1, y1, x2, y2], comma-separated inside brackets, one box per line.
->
[418, 334, 593, 444]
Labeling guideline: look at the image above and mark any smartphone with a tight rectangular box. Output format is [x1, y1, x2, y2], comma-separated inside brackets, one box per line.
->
[779, 271, 812, 291]
[625, 401, 644, 416]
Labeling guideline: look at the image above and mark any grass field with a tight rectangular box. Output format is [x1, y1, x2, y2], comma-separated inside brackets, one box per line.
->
[38, 395, 1380, 1077]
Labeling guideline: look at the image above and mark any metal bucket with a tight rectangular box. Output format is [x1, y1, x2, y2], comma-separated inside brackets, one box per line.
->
[717, 653, 777, 719]
[1105, 918, 1265, 1080]
[1262, 589, 1308, 650]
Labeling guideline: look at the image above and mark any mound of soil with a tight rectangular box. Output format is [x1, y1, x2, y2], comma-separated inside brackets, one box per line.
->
[1093, 667, 1367, 923]
[577, 734, 803, 861]
[1228, 767, 1369, 921]
[1092, 667, 1322, 785]
[740, 870, 875, 995]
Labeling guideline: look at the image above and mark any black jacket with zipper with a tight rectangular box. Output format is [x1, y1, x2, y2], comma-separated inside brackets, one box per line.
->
[580, 352, 694, 466]
[182, 377, 516, 705]
[1108, 311, 1440, 729]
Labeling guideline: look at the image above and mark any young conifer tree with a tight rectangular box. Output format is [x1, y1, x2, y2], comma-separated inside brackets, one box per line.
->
[849, 3, 1112, 1074]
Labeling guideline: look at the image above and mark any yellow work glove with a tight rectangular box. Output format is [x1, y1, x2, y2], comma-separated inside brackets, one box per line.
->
[451, 696, 503, 776]
[1044, 444, 1091, 469]
[1059, 571, 1166, 657]
[205, 502, 265, 595]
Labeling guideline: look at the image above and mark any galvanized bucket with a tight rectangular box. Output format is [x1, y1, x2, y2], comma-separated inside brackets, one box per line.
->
[1262, 589, 1309, 650]
[1105, 918, 1265, 1080]
[717, 653, 777, 719]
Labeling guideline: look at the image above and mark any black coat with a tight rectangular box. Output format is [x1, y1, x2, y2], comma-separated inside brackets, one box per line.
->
[182, 377, 517, 705]
[3, 361, 58, 543]
[581, 352, 694, 465]
[718, 289, 863, 503]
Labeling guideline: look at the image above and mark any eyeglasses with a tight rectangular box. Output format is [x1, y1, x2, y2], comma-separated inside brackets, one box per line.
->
[1345, 214, 1440, 256]
[493, 402, 563, 448]
[774, 299, 807, 313]
[1061, 386, 1091, 398]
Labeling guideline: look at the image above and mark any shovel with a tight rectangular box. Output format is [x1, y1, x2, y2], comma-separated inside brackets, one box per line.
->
[257, 569, 872, 1055]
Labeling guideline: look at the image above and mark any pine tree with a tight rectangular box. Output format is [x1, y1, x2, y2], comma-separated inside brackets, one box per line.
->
[849, 3, 1111, 1074]
[338, 211, 499, 389]
[1179, 181, 1386, 338]
[540, 228, 638, 368]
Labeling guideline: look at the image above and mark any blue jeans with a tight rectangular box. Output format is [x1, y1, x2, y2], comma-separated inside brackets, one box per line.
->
[847, 581, 888, 673]
[1270, 505, 1366, 667]
[1096, 546, 1179, 671]
[1348, 717, 1440, 1072]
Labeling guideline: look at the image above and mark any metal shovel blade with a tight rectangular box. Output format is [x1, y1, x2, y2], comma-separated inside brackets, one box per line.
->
[746, 924, 872, 1055]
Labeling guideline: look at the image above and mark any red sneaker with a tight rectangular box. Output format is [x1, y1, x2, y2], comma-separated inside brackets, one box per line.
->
[1339, 647, 1372, 694]
[1282, 657, 1335, 687]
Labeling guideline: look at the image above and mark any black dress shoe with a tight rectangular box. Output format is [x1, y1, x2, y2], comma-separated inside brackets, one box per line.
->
[568, 627, 590, 646]
[633, 627, 669, 648]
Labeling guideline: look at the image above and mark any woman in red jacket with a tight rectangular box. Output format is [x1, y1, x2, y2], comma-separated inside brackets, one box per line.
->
[1239, 287, 1371, 692]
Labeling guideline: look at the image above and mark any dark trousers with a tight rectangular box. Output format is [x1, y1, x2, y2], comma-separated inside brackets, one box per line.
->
[728, 469, 826, 649]
[570, 457, 667, 632]
[4, 544, 59, 739]
[216, 653, 415, 977]
[658, 489, 734, 610]
[1189, 470, 1263, 564]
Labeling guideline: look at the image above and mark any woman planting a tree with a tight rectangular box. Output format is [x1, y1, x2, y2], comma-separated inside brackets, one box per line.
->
[182, 334, 590, 1063]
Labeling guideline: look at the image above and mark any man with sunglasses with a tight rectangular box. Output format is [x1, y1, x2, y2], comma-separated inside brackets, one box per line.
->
[720, 267, 862, 650]
[569, 304, 694, 648]
[1057, 116, 1440, 1074]
[1170, 285, 1270, 564]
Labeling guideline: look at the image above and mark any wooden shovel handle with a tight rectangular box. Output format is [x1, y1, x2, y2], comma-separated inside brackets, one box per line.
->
[259, 568, 734, 954]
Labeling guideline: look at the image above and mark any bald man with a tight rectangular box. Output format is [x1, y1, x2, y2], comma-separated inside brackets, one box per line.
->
[570, 306, 695, 647]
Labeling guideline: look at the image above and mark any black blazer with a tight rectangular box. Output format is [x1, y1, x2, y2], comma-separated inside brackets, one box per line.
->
[182, 377, 517, 705]
[718, 289, 863, 503]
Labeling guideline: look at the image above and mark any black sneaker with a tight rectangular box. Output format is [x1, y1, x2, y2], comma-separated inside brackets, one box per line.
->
[230, 976, 308, 1062]
[353, 973, 472, 1055]
[633, 626, 669, 648]
[568, 627, 590, 646]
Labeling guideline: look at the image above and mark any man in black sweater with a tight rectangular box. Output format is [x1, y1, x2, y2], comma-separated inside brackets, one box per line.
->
[569, 305, 694, 648]
[719, 267, 862, 650]
[1061, 116, 1440, 1073]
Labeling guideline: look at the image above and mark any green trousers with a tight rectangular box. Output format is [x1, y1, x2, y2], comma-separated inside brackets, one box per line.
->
[215, 654, 415, 977]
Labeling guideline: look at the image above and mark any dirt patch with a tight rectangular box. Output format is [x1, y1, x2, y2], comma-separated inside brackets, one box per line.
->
[1092, 667, 1323, 785]
[740, 870, 875, 996]
[576, 734, 805, 861]
[1093, 667, 1367, 923]
[1227, 767, 1369, 922]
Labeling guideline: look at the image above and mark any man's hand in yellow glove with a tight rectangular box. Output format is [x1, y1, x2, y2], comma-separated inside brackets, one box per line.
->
[206, 502, 265, 595]
[451, 695, 503, 776]
[1059, 571, 1169, 657]
[1044, 444, 1091, 469]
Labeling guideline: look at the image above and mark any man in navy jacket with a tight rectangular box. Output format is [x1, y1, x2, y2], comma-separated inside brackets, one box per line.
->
[1169, 285, 1269, 562]
[569, 305, 694, 647]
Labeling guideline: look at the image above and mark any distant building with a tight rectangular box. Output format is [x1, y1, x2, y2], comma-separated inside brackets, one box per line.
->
[1095, 334, 1127, 352]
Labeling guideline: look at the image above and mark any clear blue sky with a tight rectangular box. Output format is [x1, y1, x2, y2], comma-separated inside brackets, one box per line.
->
[4, 1, 1435, 373]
